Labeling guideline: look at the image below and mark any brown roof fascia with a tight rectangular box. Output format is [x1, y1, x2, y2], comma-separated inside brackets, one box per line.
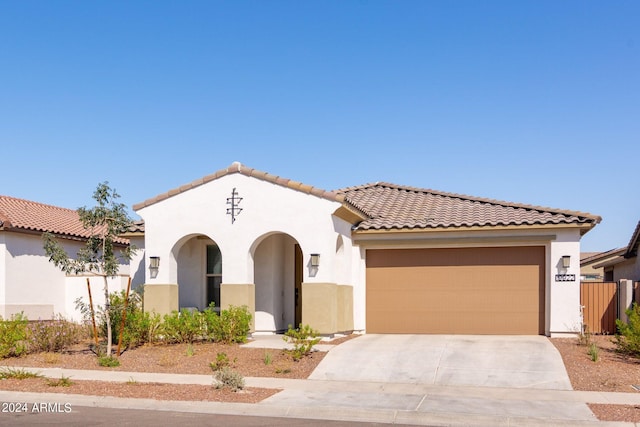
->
[133, 162, 344, 211]
[352, 222, 594, 236]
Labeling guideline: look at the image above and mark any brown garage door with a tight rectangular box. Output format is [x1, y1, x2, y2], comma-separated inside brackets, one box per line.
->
[366, 246, 545, 334]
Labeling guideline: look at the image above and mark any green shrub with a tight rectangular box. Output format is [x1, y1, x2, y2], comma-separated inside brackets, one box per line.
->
[213, 366, 244, 391]
[186, 343, 195, 357]
[201, 304, 219, 342]
[577, 325, 592, 347]
[263, 351, 272, 365]
[283, 324, 321, 361]
[26, 315, 86, 353]
[0, 313, 29, 358]
[0, 367, 42, 380]
[210, 352, 235, 371]
[98, 355, 120, 367]
[210, 305, 252, 344]
[47, 375, 73, 387]
[161, 309, 202, 344]
[588, 342, 600, 362]
[76, 290, 160, 348]
[615, 303, 640, 356]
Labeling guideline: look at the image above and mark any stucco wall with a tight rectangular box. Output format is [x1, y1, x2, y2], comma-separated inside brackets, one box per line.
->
[64, 275, 130, 323]
[136, 173, 353, 333]
[548, 229, 582, 335]
[128, 235, 146, 291]
[0, 233, 6, 318]
[1, 231, 129, 321]
[613, 257, 640, 282]
[137, 173, 349, 286]
[3, 232, 74, 319]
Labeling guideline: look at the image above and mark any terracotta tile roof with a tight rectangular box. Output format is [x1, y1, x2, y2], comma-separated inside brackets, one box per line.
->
[133, 161, 345, 211]
[132, 162, 601, 235]
[0, 195, 129, 244]
[127, 220, 145, 234]
[338, 182, 601, 232]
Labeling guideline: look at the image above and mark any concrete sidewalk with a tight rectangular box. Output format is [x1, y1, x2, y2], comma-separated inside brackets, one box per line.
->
[3, 366, 640, 426]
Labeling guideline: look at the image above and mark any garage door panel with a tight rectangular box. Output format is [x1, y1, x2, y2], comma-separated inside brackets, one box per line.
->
[366, 247, 545, 335]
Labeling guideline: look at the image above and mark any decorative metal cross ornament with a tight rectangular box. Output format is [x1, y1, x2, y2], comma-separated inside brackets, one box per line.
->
[226, 188, 243, 224]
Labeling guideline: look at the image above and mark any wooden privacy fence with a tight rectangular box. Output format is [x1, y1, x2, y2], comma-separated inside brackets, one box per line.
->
[580, 281, 618, 334]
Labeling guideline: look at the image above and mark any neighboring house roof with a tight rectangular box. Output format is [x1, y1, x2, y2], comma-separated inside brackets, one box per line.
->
[132, 162, 601, 234]
[624, 220, 640, 258]
[0, 195, 128, 244]
[589, 220, 640, 269]
[580, 248, 626, 267]
[128, 220, 145, 233]
[338, 182, 601, 232]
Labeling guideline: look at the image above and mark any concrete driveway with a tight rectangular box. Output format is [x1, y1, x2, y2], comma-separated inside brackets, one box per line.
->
[263, 335, 596, 423]
[309, 334, 573, 390]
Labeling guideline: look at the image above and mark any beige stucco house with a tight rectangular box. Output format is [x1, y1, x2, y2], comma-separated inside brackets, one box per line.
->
[133, 162, 601, 337]
[0, 196, 131, 321]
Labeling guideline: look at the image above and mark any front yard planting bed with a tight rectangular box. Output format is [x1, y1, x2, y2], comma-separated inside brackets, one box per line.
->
[551, 335, 640, 422]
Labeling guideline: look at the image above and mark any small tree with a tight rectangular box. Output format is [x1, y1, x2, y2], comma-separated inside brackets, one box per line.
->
[43, 182, 136, 357]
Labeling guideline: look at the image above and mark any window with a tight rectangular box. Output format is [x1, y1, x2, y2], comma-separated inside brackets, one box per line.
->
[206, 244, 222, 310]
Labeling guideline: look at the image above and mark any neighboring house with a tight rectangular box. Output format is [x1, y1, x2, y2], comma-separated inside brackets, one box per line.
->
[580, 248, 626, 281]
[0, 196, 131, 321]
[132, 162, 601, 337]
[592, 220, 640, 282]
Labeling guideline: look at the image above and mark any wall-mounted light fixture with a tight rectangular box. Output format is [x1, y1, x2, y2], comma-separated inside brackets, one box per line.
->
[561, 255, 571, 269]
[149, 256, 160, 270]
[310, 253, 320, 268]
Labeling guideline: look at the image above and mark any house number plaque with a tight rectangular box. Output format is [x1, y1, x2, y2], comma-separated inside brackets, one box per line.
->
[555, 274, 576, 282]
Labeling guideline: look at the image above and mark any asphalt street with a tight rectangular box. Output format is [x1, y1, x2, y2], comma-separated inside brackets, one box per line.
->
[0, 405, 418, 427]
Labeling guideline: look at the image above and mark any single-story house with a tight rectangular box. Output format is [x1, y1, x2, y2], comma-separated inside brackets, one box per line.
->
[0, 195, 132, 321]
[133, 162, 601, 336]
[591, 220, 640, 282]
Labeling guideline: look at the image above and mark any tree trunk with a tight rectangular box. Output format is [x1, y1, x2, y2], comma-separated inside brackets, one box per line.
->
[103, 275, 112, 356]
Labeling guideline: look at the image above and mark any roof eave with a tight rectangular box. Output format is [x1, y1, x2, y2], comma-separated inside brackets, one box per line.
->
[592, 256, 628, 269]
[580, 248, 627, 266]
[352, 222, 595, 235]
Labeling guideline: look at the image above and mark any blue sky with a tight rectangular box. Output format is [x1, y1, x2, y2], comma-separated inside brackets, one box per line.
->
[1, 1, 638, 252]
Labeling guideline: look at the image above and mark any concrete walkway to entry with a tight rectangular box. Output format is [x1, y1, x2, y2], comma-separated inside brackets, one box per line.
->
[4, 335, 640, 426]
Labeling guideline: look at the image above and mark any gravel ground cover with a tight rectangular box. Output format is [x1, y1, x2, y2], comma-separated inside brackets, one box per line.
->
[3, 334, 640, 422]
[551, 335, 640, 422]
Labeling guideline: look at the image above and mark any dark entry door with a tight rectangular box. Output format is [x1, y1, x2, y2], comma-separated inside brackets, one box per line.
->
[294, 244, 303, 327]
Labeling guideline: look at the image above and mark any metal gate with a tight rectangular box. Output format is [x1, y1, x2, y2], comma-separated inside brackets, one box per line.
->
[580, 281, 618, 334]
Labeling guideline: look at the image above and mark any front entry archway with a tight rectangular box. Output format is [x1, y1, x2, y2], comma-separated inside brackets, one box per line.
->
[253, 233, 302, 333]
